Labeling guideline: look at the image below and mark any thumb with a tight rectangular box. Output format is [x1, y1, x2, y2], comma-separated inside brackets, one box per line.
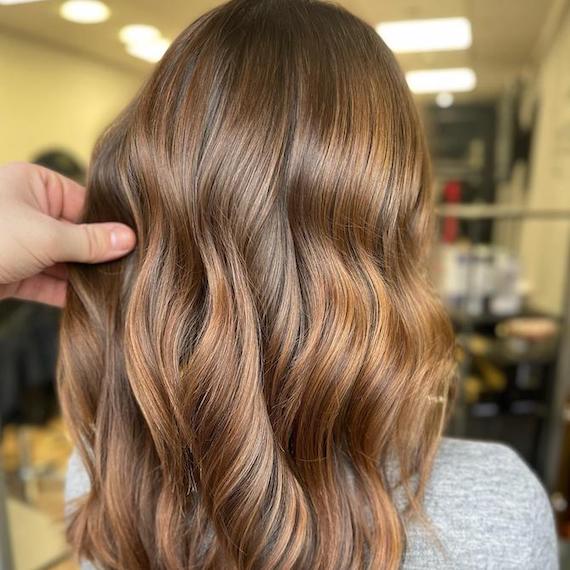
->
[54, 221, 137, 264]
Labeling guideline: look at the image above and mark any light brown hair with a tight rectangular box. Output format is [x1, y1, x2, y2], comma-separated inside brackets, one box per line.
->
[58, 0, 457, 567]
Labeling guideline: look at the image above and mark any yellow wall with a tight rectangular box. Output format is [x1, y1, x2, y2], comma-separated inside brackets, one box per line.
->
[519, 6, 570, 314]
[0, 31, 144, 165]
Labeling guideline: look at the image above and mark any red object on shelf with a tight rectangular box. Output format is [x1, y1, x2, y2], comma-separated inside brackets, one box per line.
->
[442, 180, 462, 243]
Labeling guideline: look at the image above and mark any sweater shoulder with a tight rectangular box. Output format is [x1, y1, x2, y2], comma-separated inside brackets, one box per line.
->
[402, 437, 559, 569]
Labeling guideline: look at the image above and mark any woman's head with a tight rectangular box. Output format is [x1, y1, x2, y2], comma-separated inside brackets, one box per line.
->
[58, 0, 456, 567]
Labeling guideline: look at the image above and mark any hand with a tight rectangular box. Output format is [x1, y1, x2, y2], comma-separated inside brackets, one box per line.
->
[0, 162, 136, 307]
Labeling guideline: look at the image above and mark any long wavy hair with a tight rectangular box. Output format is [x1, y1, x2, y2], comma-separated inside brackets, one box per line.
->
[58, 0, 457, 567]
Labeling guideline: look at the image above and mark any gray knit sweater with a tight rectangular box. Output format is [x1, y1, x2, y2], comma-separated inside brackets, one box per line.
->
[65, 437, 559, 569]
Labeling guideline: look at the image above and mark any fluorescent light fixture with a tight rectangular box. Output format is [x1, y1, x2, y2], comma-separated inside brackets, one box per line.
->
[59, 0, 110, 24]
[0, 0, 47, 5]
[376, 17, 472, 53]
[436, 92, 454, 108]
[120, 23, 169, 63]
[119, 24, 160, 46]
[126, 37, 170, 63]
[406, 68, 476, 94]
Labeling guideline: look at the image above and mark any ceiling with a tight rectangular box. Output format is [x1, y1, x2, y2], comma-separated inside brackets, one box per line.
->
[0, 0, 559, 102]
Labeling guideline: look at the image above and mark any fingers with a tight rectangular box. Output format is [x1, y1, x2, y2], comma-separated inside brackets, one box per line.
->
[37, 164, 87, 222]
[35, 166, 138, 264]
[13, 273, 67, 307]
[53, 220, 137, 264]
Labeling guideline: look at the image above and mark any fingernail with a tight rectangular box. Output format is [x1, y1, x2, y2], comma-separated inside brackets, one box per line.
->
[110, 226, 136, 251]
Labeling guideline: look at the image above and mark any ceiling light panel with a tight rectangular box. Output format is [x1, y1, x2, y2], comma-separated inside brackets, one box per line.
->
[376, 17, 472, 53]
[119, 24, 161, 46]
[406, 68, 477, 94]
[126, 37, 170, 63]
[59, 0, 110, 24]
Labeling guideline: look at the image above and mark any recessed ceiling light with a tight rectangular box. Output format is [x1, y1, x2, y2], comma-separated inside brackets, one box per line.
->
[126, 37, 170, 63]
[406, 68, 476, 94]
[376, 17, 472, 54]
[119, 24, 160, 46]
[59, 0, 110, 24]
[0, 0, 47, 5]
[436, 92, 455, 108]
[120, 23, 169, 63]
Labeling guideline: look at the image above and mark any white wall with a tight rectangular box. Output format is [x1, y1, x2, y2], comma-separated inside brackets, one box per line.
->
[0, 31, 144, 165]
[519, 6, 570, 314]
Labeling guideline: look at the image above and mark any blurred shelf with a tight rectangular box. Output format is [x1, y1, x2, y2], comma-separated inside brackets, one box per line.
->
[459, 333, 558, 366]
[468, 400, 548, 418]
[448, 306, 560, 329]
[436, 204, 570, 220]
